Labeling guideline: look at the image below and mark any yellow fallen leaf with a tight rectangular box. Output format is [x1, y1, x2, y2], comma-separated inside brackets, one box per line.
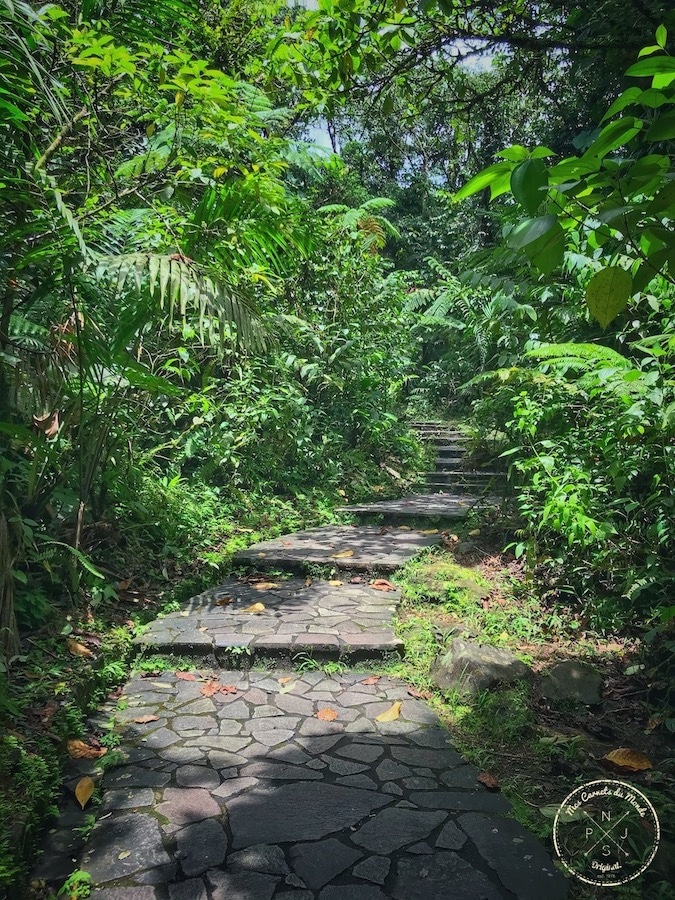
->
[316, 708, 338, 721]
[328, 580, 344, 587]
[279, 681, 297, 694]
[118, 850, 131, 860]
[397, 525, 411, 531]
[602, 748, 652, 771]
[242, 602, 265, 614]
[257, 553, 266, 558]
[278, 676, 293, 684]
[253, 582, 279, 591]
[75, 776, 95, 809]
[468, 528, 481, 537]
[376, 701, 402, 722]
[67, 638, 94, 659]
[420, 529, 439, 535]
[305, 577, 312, 587]
[331, 549, 354, 559]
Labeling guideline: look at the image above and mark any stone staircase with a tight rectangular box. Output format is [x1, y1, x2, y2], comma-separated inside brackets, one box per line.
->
[410, 421, 502, 496]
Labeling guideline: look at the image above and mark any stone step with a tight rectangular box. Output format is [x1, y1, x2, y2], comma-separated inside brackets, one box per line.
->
[38, 670, 568, 899]
[436, 448, 466, 461]
[135, 576, 404, 664]
[426, 471, 501, 484]
[339, 492, 479, 520]
[232, 525, 441, 575]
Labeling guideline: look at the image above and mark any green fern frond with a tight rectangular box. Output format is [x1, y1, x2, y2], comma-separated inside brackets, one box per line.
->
[526, 342, 632, 369]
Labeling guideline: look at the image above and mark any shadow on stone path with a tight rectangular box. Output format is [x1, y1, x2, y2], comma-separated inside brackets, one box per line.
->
[41, 671, 568, 899]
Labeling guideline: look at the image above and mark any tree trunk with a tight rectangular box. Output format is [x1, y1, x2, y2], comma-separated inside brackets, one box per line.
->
[0, 513, 20, 661]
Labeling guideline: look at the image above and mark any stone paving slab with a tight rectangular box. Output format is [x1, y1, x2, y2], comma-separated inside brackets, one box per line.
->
[135, 577, 404, 661]
[339, 492, 493, 519]
[232, 525, 441, 573]
[41, 671, 568, 899]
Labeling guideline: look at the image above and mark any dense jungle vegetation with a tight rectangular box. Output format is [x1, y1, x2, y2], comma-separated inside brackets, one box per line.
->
[1, 0, 674, 894]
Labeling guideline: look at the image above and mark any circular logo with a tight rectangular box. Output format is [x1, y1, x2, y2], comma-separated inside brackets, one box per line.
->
[553, 779, 660, 886]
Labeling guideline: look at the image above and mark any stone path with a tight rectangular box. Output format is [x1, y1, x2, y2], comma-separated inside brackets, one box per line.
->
[340, 492, 480, 520]
[41, 671, 568, 899]
[232, 525, 441, 573]
[137, 577, 404, 662]
[35, 446, 569, 898]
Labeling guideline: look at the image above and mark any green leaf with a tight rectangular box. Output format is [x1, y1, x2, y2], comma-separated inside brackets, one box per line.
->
[454, 162, 512, 202]
[601, 87, 642, 122]
[584, 117, 643, 158]
[646, 110, 675, 141]
[626, 56, 675, 77]
[585, 267, 633, 328]
[656, 25, 667, 49]
[524, 221, 565, 275]
[510, 159, 549, 215]
[507, 215, 558, 251]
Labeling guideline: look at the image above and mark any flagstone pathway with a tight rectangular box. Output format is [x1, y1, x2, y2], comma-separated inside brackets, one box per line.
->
[35, 493, 569, 898]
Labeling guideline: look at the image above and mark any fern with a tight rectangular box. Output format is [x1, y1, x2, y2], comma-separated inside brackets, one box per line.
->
[526, 342, 632, 369]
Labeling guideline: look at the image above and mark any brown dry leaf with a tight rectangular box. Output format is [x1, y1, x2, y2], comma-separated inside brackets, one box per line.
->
[279, 681, 297, 694]
[67, 638, 94, 659]
[477, 772, 501, 791]
[407, 687, 431, 700]
[215, 597, 233, 607]
[328, 580, 344, 587]
[305, 577, 312, 587]
[376, 701, 402, 722]
[316, 708, 338, 721]
[175, 672, 197, 681]
[278, 676, 293, 684]
[75, 776, 95, 809]
[33, 411, 60, 438]
[371, 579, 396, 592]
[282, 541, 293, 547]
[134, 714, 159, 724]
[331, 549, 354, 559]
[198, 626, 208, 632]
[253, 582, 279, 591]
[67, 739, 106, 760]
[361, 676, 381, 685]
[221, 685, 238, 694]
[242, 602, 266, 614]
[118, 579, 132, 591]
[602, 748, 652, 771]
[200, 681, 223, 697]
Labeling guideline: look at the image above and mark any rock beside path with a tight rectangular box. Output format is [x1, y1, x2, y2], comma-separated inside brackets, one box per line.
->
[431, 638, 530, 696]
[540, 659, 603, 705]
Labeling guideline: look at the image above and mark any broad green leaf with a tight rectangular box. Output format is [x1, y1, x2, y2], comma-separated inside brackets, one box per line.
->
[510, 159, 549, 215]
[524, 221, 565, 275]
[507, 215, 558, 251]
[601, 87, 642, 122]
[584, 117, 643, 159]
[585, 267, 633, 328]
[496, 145, 529, 162]
[454, 162, 512, 202]
[656, 25, 667, 49]
[646, 111, 675, 141]
[626, 56, 675, 77]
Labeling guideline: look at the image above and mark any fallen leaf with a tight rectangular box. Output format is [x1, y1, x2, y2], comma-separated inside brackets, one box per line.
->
[397, 525, 411, 531]
[175, 672, 196, 681]
[75, 776, 95, 809]
[278, 677, 293, 684]
[282, 541, 293, 547]
[468, 528, 481, 537]
[279, 681, 297, 694]
[134, 714, 159, 724]
[371, 579, 396, 592]
[67, 638, 94, 659]
[602, 748, 652, 771]
[376, 701, 402, 722]
[316, 708, 338, 721]
[361, 676, 381, 685]
[67, 739, 106, 760]
[201, 681, 223, 697]
[215, 597, 233, 607]
[198, 626, 208, 632]
[420, 529, 439, 535]
[253, 582, 279, 591]
[407, 687, 431, 700]
[222, 685, 238, 694]
[331, 549, 354, 559]
[242, 602, 266, 614]
[328, 580, 344, 587]
[118, 850, 131, 860]
[477, 772, 500, 791]
[257, 552, 266, 558]
[118, 579, 132, 591]
[350, 576, 364, 584]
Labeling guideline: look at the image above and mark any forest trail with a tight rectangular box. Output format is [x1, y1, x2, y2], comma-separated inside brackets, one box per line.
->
[35, 455, 569, 899]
